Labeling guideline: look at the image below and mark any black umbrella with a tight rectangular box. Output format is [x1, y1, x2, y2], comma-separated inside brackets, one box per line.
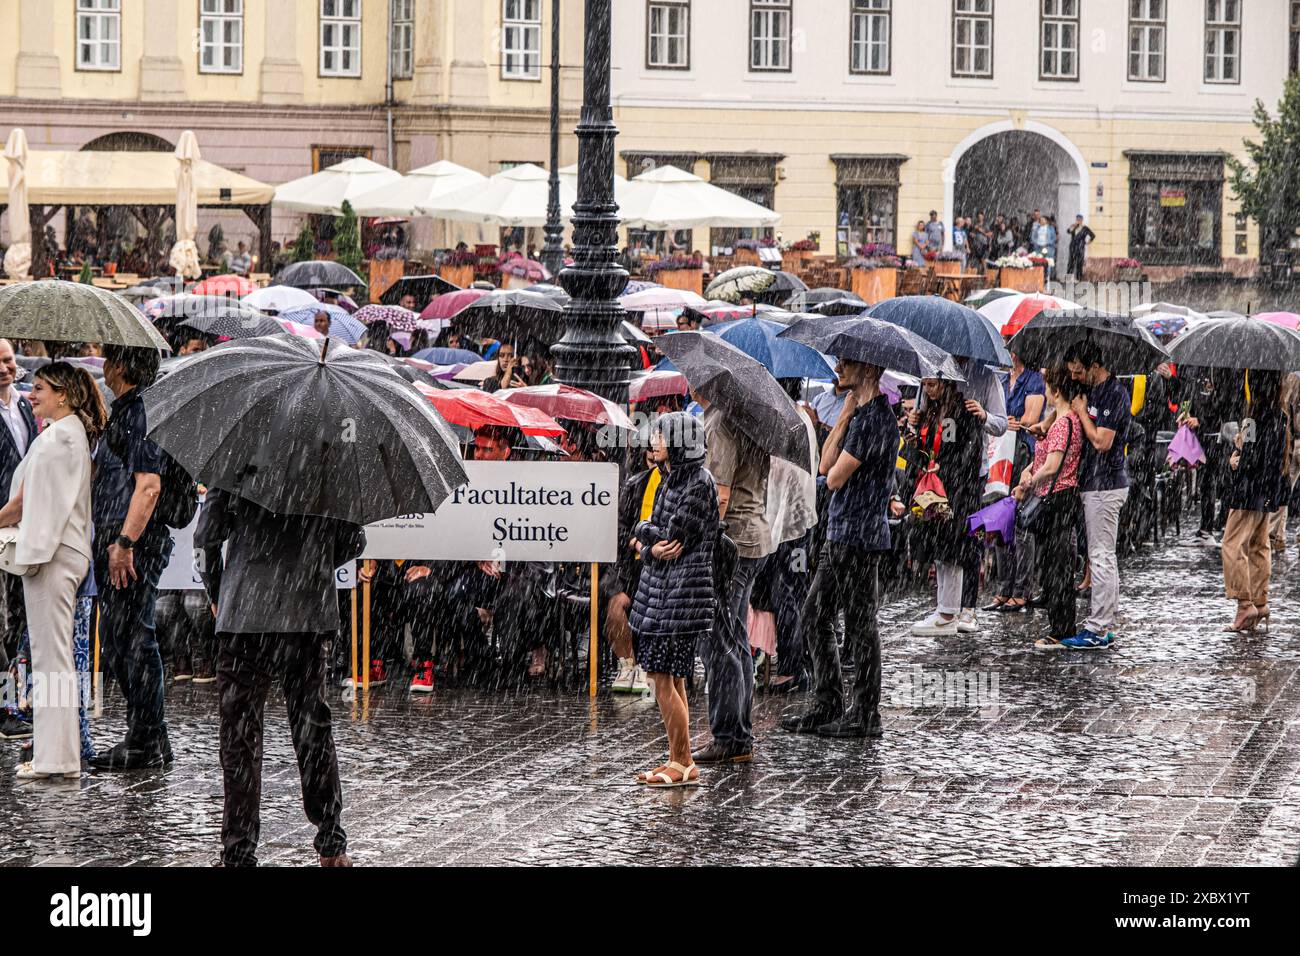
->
[809, 295, 870, 317]
[180, 311, 284, 340]
[783, 287, 849, 309]
[779, 316, 966, 381]
[142, 334, 467, 525]
[453, 289, 566, 343]
[1007, 309, 1170, 375]
[655, 331, 812, 471]
[1168, 317, 1300, 372]
[275, 260, 367, 290]
[868, 295, 1011, 366]
[753, 270, 809, 305]
[138, 276, 189, 294]
[379, 274, 460, 307]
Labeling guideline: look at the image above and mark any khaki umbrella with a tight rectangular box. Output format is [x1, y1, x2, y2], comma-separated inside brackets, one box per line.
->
[169, 130, 202, 280]
[0, 280, 170, 351]
[3, 129, 31, 280]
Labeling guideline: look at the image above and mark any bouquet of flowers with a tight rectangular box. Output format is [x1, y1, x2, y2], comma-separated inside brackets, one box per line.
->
[645, 255, 704, 276]
[911, 462, 952, 522]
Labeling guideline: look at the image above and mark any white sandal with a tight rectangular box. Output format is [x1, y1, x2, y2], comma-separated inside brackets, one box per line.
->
[15, 762, 80, 781]
[646, 760, 700, 789]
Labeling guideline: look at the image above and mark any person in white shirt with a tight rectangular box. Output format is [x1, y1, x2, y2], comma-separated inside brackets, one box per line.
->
[0, 362, 106, 779]
[230, 241, 252, 276]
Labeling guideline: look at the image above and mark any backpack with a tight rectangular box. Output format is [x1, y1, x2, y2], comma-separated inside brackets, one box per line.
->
[155, 451, 199, 529]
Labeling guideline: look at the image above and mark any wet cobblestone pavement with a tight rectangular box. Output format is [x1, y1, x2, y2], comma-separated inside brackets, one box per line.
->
[2, 527, 1299, 866]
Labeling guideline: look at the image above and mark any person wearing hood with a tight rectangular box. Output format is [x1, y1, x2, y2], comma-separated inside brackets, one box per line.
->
[629, 412, 719, 787]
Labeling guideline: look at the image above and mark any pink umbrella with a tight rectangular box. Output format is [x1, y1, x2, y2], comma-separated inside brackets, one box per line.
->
[497, 383, 634, 429]
[1254, 312, 1300, 329]
[628, 369, 689, 403]
[276, 318, 324, 339]
[421, 288, 489, 322]
[353, 304, 421, 332]
[498, 252, 550, 281]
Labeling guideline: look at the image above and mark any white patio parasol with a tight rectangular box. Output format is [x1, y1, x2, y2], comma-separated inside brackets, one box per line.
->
[422, 163, 578, 226]
[273, 156, 402, 215]
[618, 165, 782, 230]
[3, 129, 31, 279]
[350, 160, 488, 217]
[168, 130, 202, 280]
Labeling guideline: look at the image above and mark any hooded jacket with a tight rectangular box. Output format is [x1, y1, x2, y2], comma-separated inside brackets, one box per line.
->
[629, 413, 719, 638]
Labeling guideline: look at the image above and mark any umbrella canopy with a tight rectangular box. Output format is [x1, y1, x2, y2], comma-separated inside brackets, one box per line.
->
[168, 130, 202, 281]
[121, 284, 164, 305]
[242, 285, 321, 313]
[628, 369, 689, 403]
[1006, 309, 1170, 375]
[3, 129, 31, 280]
[272, 156, 402, 215]
[421, 288, 489, 322]
[417, 383, 566, 437]
[662, 317, 834, 380]
[1168, 316, 1300, 372]
[633, 307, 683, 333]
[963, 287, 1019, 310]
[413, 347, 482, 365]
[779, 316, 966, 381]
[1252, 311, 1300, 329]
[305, 287, 360, 312]
[785, 287, 849, 308]
[1131, 301, 1209, 319]
[453, 289, 565, 342]
[354, 304, 422, 332]
[620, 279, 661, 296]
[143, 335, 467, 524]
[146, 294, 267, 326]
[705, 266, 779, 304]
[276, 318, 325, 339]
[808, 294, 870, 317]
[276, 306, 365, 345]
[978, 292, 1082, 337]
[139, 275, 189, 294]
[0, 280, 169, 350]
[190, 274, 256, 298]
[524, 283, 571, 305]
[619, 165, 782, 230]
[1206, 309, 1247, 320]
[379, 274, 460, 307]
[753, 270, 808, 306]
[181, 311, 284, 340]
[348, 160, 488, 217]
[868, 295, 1011, 366]
[1135, 314, 1188, 339]
[498, 383, 634, 429]
[277, 261, 367, 291]
[687, 300, 779, 323]
[620, 287, 707, 312]
[424, 163, 577, 227]
[620, 320, 653, 346]
[655, 332, 812, 471]
[453, 360, 500, 382]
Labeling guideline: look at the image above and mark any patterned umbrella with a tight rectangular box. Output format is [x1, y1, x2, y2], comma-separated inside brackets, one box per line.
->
[353, 304, 422, 332]
[704, 265, 779, 303]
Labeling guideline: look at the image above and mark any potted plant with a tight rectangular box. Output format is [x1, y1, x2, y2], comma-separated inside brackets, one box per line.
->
[932, 250, 964, 276]
[784, 234, 820, 265]
[437, 248, 479, 288]
[645, 254, 705, 294]
[846, 244, 902, 303]
[1115, 257, 1144, 282]
[992, 253, 1045, 292]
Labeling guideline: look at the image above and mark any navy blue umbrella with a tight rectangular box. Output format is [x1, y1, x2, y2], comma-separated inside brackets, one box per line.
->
[868, 295, 1011, 366]
[658, 317, 835, 380]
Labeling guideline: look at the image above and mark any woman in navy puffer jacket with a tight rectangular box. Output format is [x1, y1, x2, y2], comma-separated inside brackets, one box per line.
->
[630, 411, 717, 788]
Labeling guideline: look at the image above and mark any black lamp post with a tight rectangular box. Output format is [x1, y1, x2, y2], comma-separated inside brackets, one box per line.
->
[553, 0, 634, 402]
[539, 0, 565, 278]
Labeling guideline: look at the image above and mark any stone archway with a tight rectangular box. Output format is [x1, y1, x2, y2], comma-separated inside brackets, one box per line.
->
[944, 120, 1088, 268]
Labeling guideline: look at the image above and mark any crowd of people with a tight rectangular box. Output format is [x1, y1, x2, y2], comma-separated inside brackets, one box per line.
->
[911, 208, 1096, 280]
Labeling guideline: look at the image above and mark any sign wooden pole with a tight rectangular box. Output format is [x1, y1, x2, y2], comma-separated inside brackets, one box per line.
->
[92, 604, 102, 718]
[350, 587, 359, 694]
[588, 562, 599, 700]
[362, 580, 372, 692]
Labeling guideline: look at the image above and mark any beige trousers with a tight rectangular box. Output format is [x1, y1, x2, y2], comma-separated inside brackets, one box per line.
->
[1222, 509, 1271, 607]
[22, 544, 89, 774]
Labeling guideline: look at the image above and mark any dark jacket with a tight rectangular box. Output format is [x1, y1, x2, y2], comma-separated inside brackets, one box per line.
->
[905, 403, 984, 564]
[1226, 407, 1289, 513]
[0, 391, 37, 498]
[629, 453, 719, 639]
[195, 489, 366, 634]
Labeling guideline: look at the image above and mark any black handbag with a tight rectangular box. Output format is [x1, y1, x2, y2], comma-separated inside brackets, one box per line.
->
[1019, 417, 1075, 537]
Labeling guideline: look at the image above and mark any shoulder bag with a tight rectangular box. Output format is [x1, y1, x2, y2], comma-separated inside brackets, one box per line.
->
[0, 527, 34, 577]
[1019, 417, 1076, 537]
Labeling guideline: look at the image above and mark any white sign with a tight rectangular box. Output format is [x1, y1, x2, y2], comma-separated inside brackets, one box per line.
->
[160, 514, 355, 591]
[360, 461, 619, 563]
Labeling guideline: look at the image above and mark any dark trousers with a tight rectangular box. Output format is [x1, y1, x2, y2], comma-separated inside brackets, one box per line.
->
[804, 543, 882, 720]
[1067, 250, 1085, 281]
[1201, 441, 1230, 533]
[704, 555, 764, 752]
[155, 590, 217, 671]
[1035, 491, 1082, 640]
[217, 631, 345, 867]
[771, 532, 812, 677]
[95, 542, 171, 752]
[1, 572, 25, 668]
[961, 543, 982, 609]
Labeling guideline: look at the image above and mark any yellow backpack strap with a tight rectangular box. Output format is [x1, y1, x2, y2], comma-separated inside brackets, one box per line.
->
[639, 468, 661, 523]
[1130, 375, 1146, 417]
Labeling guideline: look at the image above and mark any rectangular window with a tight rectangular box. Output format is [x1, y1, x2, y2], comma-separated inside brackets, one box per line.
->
[750, 0, 792, 72]
[953, 0, 993, 78]
[1040, 0, 1078, 80]
[1204, 0, 1240, 84]
[76, 0, 121, 72]
[391, 0, 414, 79]
[502, 0, 542, 80]
[647, 1, 690, 70]
[1292, 0, 1300, 74]
[199, 0, 243, 75]
[850, 0, 891, 75]
[836, 185, 897, 255]
[1128, 0, 1165, 82]
[313, 145, 373, 173]
[320, 0, 362, 77]
[1127, 153, 1224, 267]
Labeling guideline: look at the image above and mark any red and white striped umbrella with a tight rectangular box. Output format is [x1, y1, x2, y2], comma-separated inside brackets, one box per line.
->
[978, 292, 1081, 337]
[497, 383, 634, 429]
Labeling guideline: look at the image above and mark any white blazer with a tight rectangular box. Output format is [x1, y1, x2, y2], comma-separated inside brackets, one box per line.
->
[9, 415, 93, 566]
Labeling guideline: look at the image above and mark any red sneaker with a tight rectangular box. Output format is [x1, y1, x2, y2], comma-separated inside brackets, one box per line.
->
[368, 659, 388, 686]
[410, 661, 434, 694]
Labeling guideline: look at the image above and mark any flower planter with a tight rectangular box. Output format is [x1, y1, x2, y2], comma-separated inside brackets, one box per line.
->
[438, 264, 475, 288]
[732, 248, 761, 267]
[1115, 268, 1144, 282]
[784, 250, 815, 267]
[369, 258, 404, 303]
[997, 268, 1045, 293]
[654, 267, 704, 295]
[850, 267, 898, 305]
[931, 260, 961, 276]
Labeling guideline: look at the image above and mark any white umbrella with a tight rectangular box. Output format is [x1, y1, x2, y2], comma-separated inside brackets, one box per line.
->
[3, 129, 31, 280]
[619, 287, 707, 311]
[1131, 301, 1209, 321]
[618, 165, 782, 230]
[349, 160, 488, 217]
[241, 285, 320, 313]
[423, 163, 577, 226]
[168, 130, 202, 280]
[273, 156, 402, 215]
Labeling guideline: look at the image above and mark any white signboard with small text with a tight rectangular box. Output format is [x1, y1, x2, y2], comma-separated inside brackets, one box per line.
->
[159, 513, 356, 591]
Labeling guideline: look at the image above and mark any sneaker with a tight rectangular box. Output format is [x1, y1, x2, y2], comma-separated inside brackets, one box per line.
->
[1059, 629, 1116, 650]
[342, 660, 388, 687]
[0, 715, 34, 739]
[627, 665, 650, 694]
[911, 612, 959, 637]
[15, 762, 80, 781]
[410, 661, 435, 694]
[173, 657, 193, 682]
[611, 658, 635, 691]
[957, 610, 979, 633]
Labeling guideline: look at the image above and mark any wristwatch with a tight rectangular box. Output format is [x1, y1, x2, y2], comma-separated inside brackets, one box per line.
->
[114, 534, 136, 550]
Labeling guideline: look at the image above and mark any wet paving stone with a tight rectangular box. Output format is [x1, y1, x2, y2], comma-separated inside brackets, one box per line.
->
[2, 529, 1300, 865]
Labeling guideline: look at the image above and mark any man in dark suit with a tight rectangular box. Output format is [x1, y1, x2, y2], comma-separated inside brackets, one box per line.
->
[196, 488, 365, 868]
[0, 339, 38, 669]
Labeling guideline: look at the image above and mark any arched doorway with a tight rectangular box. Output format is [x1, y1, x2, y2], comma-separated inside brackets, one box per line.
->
[944, 121, 1088, 269]
[69, 131, 177, 270]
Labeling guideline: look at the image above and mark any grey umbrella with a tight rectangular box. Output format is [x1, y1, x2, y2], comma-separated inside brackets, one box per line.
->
[655, 331, 812, 471]
[1168, 317, 1300, 372]
[779, 315, 966, 381]
[0, 279, 170, 350]
[180, 311, 283, 340]
[142, 334, 468, 525]
[275, 260, 367, 290]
